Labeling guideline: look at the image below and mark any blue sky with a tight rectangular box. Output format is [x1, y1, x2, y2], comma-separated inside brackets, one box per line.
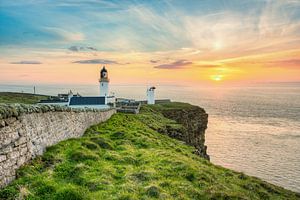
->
[2, 0, 298, 51]
[0, 0, 300, 84]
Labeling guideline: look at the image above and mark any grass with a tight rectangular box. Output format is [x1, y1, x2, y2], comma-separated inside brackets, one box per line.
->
[0, 92, 48, 104]
[0, 103, 299, 199]
[144, 102, 198, 111]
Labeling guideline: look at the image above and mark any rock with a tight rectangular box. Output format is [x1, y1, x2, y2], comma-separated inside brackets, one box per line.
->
[14, 137, 27, 147]
[0, 146, 13, 155]
[158, 105, 210, 160]
[4, 117, 17, 125]
[0, 155, 6, 163]
[0, 120, 5, 128]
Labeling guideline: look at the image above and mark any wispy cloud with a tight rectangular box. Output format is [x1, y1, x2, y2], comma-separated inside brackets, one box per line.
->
[86, 46, 97, 51]
[68, 46, 80, 52]
[43, 27, 85, 42]
[68, 46, 98, 52]
[265, 58, 300, 68]
[1, 0, 299, 53]
[72, 59, 118, 64]
[10, 60, 42, 64]
[154, 60, 192, 69]
[273, 59, 300, 65]
[150, 60, 159, 63]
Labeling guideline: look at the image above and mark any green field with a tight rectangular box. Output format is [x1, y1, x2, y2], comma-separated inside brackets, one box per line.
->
[0, 103, 298, 199]
[0, 92, 48, 104]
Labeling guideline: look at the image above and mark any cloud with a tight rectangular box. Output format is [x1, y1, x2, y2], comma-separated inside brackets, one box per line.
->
[266, 58, 300, 68]
[72, 59, 118, 64]
[68, 46, 98, 52]
[272, 59, 300, 65]
[10, 60, 42, 64]
[2, 0, 300, 54]
[86, 46, 97, 51]
[68, 46, 80, 52]
[150, 60, 159, 63]
[219, 53, 300, 69]
[43, 27, 85, 42]
[154, 59, 192, 69]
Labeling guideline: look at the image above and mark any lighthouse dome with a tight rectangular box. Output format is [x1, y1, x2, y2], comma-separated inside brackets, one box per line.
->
[100, 66, 108, 79]
[101, 66, 107, 73]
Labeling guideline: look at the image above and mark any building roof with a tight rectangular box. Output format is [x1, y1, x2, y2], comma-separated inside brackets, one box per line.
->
[148, 86, 156, 91]
[101, 66, 107, 73]
[69, 96, 105, 105]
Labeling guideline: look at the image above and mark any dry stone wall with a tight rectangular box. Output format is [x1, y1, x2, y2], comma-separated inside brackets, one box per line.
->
[0, 104, 115, 188]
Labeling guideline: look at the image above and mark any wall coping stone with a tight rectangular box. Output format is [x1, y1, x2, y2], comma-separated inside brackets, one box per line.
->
[0, 103, 115, 121]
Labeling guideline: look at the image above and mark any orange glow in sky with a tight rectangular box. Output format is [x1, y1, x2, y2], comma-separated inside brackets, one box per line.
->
[0, 1, 300, 86]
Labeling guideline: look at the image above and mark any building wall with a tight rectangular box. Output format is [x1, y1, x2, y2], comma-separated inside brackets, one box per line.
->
[100, 81, 109, 96]
[0, 108, 116, 188]
[106, 96, 116, 107]
[147, 90, 155, 104]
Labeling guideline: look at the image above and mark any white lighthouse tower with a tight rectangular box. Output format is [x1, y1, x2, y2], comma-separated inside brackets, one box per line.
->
[99, 66, 109, 96]
[147, 86, 156, 104]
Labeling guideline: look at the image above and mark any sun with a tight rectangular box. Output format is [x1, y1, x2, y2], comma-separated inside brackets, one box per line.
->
[213, 41, 223, 50]
[211, 74, 223, 81]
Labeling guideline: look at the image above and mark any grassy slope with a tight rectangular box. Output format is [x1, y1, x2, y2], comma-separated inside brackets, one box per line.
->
[0, 92, 48, 104]
[0, 104, 299, 200]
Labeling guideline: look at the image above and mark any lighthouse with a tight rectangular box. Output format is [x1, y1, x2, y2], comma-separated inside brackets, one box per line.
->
[41, 66, 115, 109]
[147, 86, 156, 104]
[99, 66, 109, 96]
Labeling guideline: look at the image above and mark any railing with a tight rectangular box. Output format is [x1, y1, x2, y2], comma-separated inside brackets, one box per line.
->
[116, 102, 141, 114]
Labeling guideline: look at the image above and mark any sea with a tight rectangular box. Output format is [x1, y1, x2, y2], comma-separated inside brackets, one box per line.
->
[1, 82, 299, 192]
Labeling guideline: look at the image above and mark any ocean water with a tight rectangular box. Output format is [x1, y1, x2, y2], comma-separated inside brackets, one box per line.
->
[1, 83, 300, 192]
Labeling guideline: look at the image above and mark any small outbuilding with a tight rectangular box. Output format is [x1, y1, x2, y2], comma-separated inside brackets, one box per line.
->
[68, 96, 109, 109]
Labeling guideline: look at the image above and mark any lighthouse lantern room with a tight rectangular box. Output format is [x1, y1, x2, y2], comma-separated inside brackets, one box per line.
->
[99, 66, 109, 96]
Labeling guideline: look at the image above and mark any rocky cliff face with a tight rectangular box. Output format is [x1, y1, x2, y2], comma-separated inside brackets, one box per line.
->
[146, 103, 209, 160]
[161, 106, 209, 160]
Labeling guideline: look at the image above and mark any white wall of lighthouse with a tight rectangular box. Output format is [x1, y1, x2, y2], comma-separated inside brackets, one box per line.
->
[147, 87, 155, 104]
[100, 81, 109, 96]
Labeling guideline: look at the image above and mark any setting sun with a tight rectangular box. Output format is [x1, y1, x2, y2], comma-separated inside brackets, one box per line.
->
[211, 74, 223, 81]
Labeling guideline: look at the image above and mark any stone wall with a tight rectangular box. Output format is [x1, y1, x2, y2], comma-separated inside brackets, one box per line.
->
[0, 105, 116, 188]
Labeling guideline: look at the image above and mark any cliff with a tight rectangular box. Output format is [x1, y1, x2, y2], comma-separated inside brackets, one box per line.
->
[143, 102, 209, 160]
[0, 102, 299, 199]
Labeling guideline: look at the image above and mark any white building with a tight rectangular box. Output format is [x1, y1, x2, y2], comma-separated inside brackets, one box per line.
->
[68, 66, 115, 109]
[147, 86, 156, 104]
[99, 66, 109, 96]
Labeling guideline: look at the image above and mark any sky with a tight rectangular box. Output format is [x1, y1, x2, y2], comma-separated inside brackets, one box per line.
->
[0, 0, 300, 86]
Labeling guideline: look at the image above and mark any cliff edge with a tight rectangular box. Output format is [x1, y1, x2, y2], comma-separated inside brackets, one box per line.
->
[141, 102, 209, 160]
